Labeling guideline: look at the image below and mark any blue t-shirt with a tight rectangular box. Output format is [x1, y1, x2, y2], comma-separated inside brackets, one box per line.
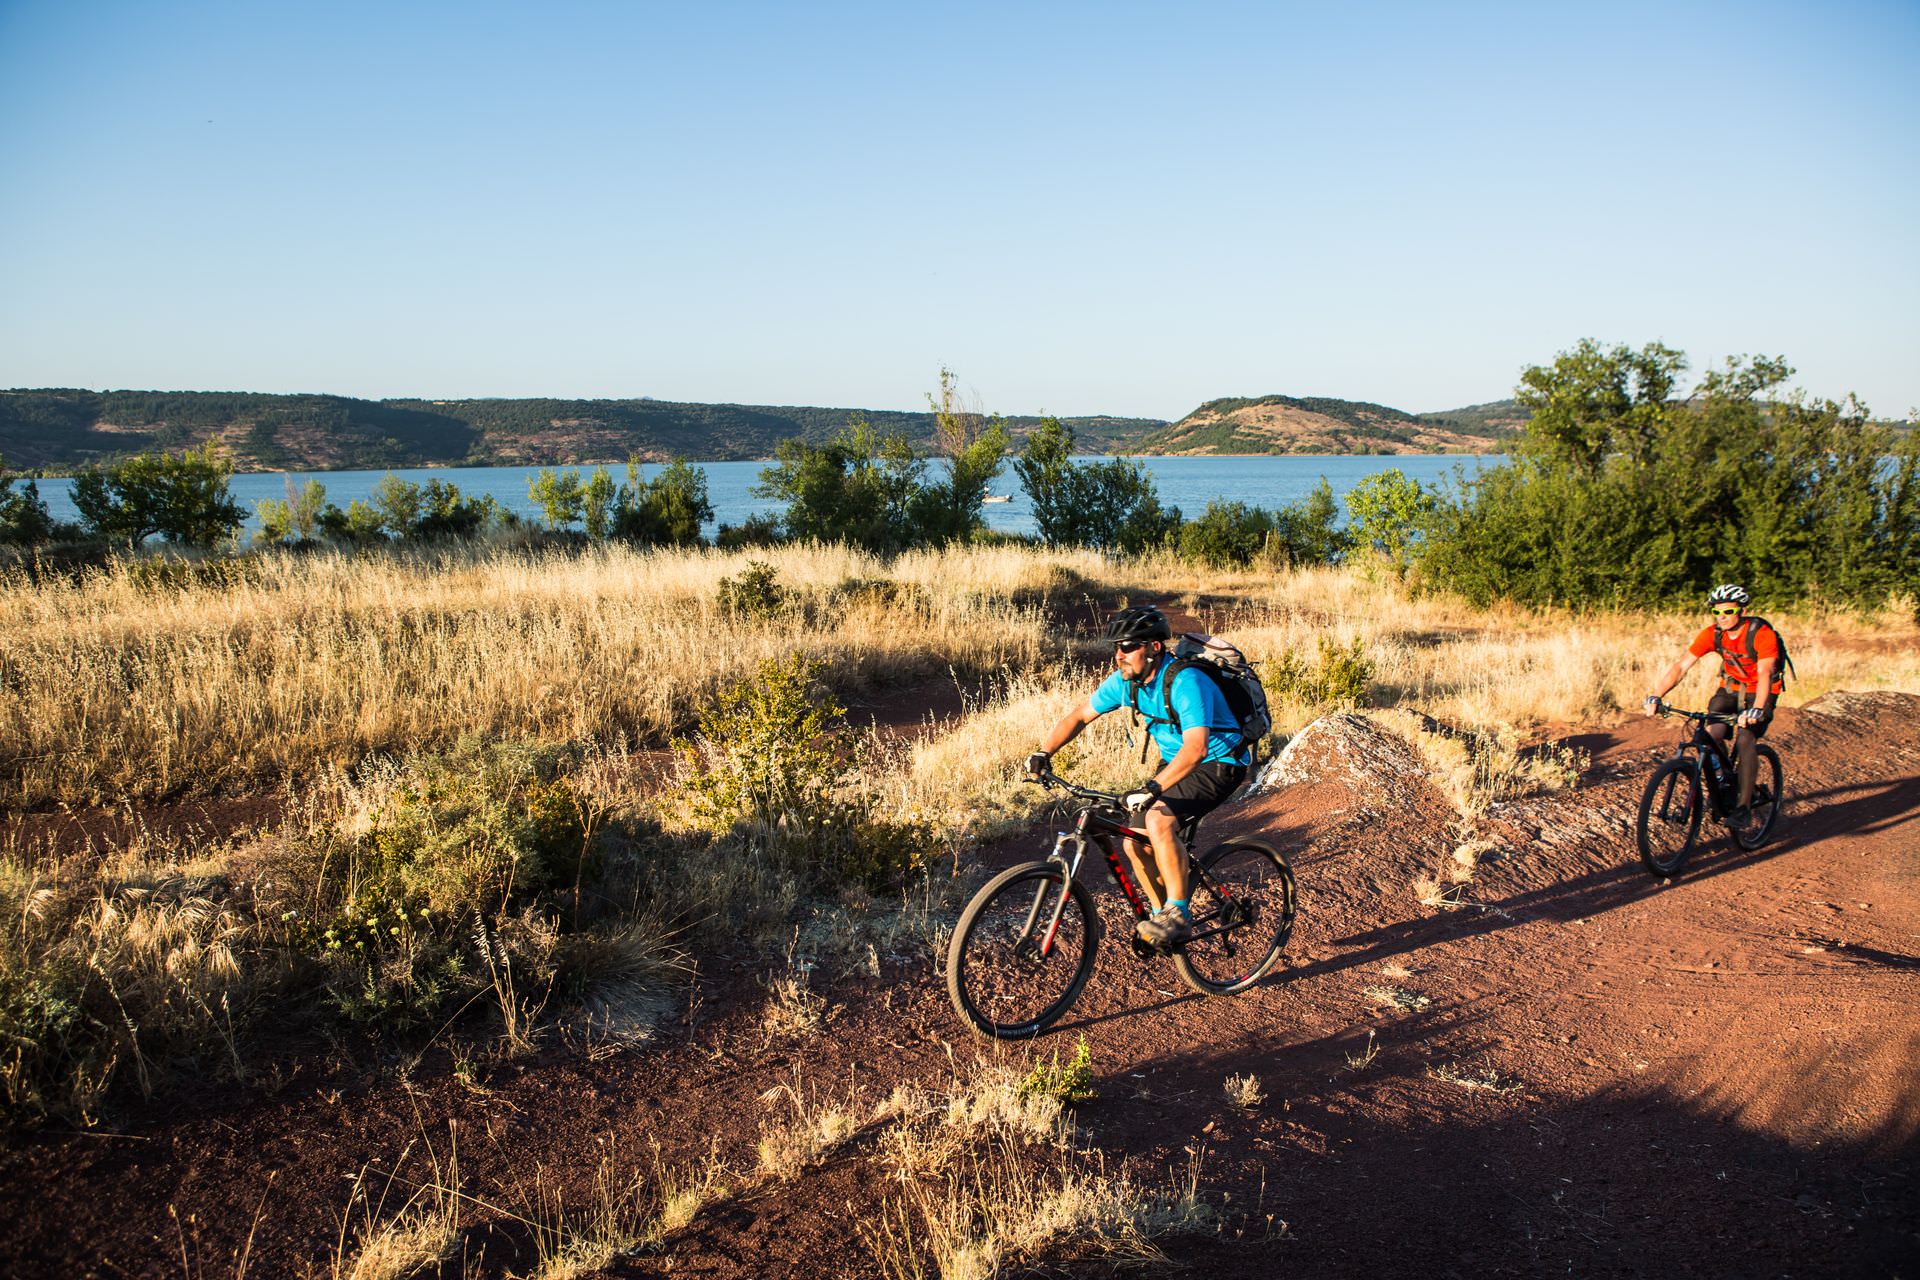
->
[1091, 656, 1249, 766]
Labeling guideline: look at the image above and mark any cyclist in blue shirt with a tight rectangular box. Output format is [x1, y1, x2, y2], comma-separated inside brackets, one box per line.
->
[1025, 605, 1251, 948]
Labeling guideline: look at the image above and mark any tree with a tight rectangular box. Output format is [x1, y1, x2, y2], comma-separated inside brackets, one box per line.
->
[580, 467, 618, 540]
[70, 443, 244, 547]
[1345, 469, 1433, 570]
[754, 416, 925, 552]
[371, 473, 424, 535]
[1011, 420, 1179, 552]
[613, 458, 713, 546]
[0, 454, 53, 546]
[1421, 342, 1918, 609]
[317, 498, 389, 546]
[257, 478, 329, 545]
[528, 469, 585, 531]
[912, 367, 1009, 544]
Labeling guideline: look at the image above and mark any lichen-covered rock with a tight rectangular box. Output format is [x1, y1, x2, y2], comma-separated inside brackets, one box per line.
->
[1249, 711, 1429, 804]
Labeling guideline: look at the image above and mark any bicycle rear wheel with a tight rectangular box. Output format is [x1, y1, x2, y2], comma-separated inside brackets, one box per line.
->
[1174, 840, 1297, 996]
[947, 860, 1101, 1039]
[1637, 759, 1703, 877]
[1734, 744, 1784, 850]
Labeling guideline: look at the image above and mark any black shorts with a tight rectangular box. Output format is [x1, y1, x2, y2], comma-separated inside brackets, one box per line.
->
[1708, 687, 1774, 738]
[1160, 761, 1246, 826]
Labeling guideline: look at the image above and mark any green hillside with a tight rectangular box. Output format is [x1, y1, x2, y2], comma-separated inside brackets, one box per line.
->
[0, 389, 1165, 472]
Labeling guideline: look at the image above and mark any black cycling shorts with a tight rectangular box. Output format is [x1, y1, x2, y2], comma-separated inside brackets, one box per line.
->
[1159, 761, 1246, 825]
[1708, 687, 1773, 738]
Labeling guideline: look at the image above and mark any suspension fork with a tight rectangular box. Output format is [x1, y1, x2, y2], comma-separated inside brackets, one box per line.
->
[1030, 831, 1086, 958]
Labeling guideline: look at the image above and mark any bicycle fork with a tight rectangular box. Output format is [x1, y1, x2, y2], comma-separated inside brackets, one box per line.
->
[1022, 833, 1085, 961]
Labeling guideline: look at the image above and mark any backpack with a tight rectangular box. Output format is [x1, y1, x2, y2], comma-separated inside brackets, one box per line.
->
[1712, 616, 1797, 690]
[1128, 633, 1273, 768]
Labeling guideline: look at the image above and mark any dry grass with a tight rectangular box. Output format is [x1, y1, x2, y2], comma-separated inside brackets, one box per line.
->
[330, 1140, 463, 1280]
[11, 543, 1910, 811]
[0, 542, 1095, 806]
[1223, 1072, 1265, 1109]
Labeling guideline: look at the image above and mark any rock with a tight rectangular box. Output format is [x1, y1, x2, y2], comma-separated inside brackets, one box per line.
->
[1248, 711, 1429, 799]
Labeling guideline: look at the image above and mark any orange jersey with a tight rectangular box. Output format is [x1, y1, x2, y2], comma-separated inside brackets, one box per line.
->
[1689, 619, 1784, 694]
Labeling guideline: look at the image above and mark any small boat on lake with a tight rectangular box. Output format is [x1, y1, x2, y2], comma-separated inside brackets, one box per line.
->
[981, 494, 1013, 504]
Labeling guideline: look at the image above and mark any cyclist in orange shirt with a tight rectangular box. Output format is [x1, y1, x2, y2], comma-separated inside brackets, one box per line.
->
[1643, 584, 1782, 829]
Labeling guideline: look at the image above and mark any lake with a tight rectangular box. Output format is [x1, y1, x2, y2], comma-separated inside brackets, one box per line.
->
[33, 455, 1502, 540]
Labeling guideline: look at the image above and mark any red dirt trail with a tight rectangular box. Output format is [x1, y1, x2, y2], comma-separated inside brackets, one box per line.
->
[2, 692, 1916, 1278]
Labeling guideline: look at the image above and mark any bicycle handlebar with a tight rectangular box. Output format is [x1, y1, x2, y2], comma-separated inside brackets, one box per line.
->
[1025, 767, 1125, 804]
[1652, 700, 1741, 726]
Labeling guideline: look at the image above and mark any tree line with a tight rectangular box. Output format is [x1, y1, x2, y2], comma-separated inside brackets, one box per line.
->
[7, 347, 1914, 613]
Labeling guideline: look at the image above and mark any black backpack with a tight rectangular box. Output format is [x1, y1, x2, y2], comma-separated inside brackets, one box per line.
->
[1126, 633, 1273, 768]
[1712, 616, 1797, 688]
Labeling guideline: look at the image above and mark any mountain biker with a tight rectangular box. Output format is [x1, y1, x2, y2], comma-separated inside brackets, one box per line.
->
[1643, 584, 1781, 829]
[1025, 605, 1251, 949]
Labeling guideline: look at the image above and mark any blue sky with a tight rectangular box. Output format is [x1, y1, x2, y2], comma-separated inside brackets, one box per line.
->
[2, 0, 1914, 420]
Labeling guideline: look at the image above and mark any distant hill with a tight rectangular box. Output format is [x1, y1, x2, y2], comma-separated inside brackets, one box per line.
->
[1142, 394, 1519, 456]
[0, 389, 1166, 473]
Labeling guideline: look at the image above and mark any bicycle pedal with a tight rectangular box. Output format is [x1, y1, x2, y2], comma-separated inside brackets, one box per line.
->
[1129, 936, 1158, 962]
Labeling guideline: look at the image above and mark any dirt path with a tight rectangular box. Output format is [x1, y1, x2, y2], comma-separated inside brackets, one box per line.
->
[3, 694, 1916, 1278]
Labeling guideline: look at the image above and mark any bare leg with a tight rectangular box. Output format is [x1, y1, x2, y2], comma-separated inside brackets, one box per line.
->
[1118, 834, 1166, 910]
[1142, 803, 1189, 904]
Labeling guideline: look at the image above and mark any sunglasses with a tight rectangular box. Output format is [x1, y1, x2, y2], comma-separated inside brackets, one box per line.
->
[1710, 606, 1741, 616]
[1113, 640, 1150, 654]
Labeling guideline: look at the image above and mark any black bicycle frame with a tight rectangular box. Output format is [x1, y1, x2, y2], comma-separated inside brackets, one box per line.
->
[1032, 775, 1243, 954]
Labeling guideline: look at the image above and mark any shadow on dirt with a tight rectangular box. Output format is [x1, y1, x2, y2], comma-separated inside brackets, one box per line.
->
[1108, 1026, 1920, 1280]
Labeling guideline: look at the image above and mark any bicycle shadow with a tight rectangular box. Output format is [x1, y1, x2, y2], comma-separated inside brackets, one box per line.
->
[1272, 770, 1920, 987]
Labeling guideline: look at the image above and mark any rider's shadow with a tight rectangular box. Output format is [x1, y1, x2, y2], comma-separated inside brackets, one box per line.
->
[1272, 769, 1919, 986]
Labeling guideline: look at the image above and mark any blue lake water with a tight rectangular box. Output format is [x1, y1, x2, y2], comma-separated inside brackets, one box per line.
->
[34, 455, 1502, 540]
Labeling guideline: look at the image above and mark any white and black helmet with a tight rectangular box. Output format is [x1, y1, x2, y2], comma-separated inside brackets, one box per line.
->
[1705, 583, 1751, 607]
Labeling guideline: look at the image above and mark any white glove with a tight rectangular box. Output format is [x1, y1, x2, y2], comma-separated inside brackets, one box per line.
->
[1025, 751, 1051, 779]
[1643, 696, 1662, 717]
[1122, 781, 1162, 813]
[1737, 706, 1766, 727]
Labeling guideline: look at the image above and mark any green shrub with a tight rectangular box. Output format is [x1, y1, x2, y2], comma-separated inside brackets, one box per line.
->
[676, 654, 938, 889]
[1269, 636, 1372, 707]
[716, 560, 786, 620]
[1180, 500, 1275, 568]
[69, 443, 245, 548]
[293, 739, 591, 1029]
[1419, 342, 1920, 610]
[1018, 1035, 1097, 1104]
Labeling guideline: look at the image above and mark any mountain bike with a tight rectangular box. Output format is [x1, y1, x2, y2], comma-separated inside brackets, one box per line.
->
[1635, 702, 1784, 877]
[945, 769, 1297, 1039]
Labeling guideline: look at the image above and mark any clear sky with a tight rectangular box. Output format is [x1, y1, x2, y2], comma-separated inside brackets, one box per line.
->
[2, 0, 1914, 420]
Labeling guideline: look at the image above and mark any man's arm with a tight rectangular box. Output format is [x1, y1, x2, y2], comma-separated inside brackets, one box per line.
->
[1150, 726, 1211, 792]
[1742, 657, 1778, 724]
[1031, 698, 1102, 770]
[1645, 651, 1701, 713]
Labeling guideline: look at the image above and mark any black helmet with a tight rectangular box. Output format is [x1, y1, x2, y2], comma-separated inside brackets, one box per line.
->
[1103, 605, 1170, 643]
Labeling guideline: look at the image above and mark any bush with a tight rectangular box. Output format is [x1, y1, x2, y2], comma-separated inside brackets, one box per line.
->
[1013, 418, 1181, 552]
[755, 416, 926, 552]
[614, 458, 714, 546]
[1018, 1035, 1097, 1104]
[1269, 636, 1372, 707]
[1345, 469, 1432, 571]
[716, 560, 786, 620]
[290, 739, 592, 1029]
[1180, 500, 1274, 568]
[675, 654, 937, 889]
[70, 443, 245, 548]
[0, 455, 53, 546]
[1419, 342, 1920, 610]
[716, 513, 782, 549]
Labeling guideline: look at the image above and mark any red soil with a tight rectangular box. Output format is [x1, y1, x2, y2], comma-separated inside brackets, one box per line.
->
[3, 694, 1916, 1278]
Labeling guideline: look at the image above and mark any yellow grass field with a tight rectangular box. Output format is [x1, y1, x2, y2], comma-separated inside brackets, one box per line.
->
[6, 544, 1916, 811]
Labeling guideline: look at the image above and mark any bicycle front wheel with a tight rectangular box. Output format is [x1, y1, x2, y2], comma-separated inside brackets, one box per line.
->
[1735, 744, 1784, 850]
[947, 860, 1101, 1039]
[1637, 759, 1703, 877]
[1175, 840, 1297, 996]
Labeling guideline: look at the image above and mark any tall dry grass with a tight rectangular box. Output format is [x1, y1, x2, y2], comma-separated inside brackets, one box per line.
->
[0, 543, 1107, 806]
